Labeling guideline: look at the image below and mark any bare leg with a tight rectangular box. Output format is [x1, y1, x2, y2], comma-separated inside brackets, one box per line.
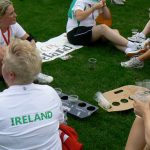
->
[138, 49, 150, 61]
[92, 24, 128, 48]
[125, 117, 146, 150]
[144, 145, 150, 150]
[142, 20, 150, 36]
[113, 29, 127, 51]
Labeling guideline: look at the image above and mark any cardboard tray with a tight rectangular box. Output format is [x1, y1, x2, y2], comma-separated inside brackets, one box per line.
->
[102, 85, 149, 112]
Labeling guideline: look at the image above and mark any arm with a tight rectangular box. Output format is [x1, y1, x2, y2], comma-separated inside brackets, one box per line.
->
[101, 0, 111, 19]
[143, 106, 150, 147]
[102, 5, 111, 19]
[133, 100, 150, 147]
[21, 33, 36, 47]
[75, 1, 104, 21]
[20, 33, 29, 40]
[14, 23, 36, 43]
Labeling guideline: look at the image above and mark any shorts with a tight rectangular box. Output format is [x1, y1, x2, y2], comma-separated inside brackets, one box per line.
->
[67, 26, 93, 46]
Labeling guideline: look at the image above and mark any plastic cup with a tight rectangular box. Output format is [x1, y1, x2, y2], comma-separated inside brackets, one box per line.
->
[131, 91, 150, 117]
[68, 95, 79, 103]
[131, 29, 138, 35]
[148, 8, 150, 18]
[135, 79, 150, 90]
[142, 79, 150, 89]
[55, 88, 62, 96]
[88, 58, 97, 70]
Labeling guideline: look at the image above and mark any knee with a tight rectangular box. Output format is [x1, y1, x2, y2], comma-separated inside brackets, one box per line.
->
[99, 24, 110, 33]
[113, 29, 120, 34]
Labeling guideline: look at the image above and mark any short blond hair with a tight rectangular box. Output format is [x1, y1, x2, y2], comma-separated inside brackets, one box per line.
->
[3, 38, 42, 84]
[0, 0, 12, 17]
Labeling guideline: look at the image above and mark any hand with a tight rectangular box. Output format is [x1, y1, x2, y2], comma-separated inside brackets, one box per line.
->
[102, 0, 106, 6]
[144, 41, 150, 50]
[93, 1, 104, 10]
[133, 99, 150, 118]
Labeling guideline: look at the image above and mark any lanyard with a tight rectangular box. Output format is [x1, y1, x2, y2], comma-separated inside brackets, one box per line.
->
[88, 4, 94, 20]
[1, 28, 10, 45]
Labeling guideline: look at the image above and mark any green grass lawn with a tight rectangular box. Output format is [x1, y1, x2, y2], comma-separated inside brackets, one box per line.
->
[2, 0, 150, 149]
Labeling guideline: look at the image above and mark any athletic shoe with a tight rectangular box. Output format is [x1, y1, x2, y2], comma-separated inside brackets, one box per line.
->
[128, 33, 146, 43]
[34, 73, 54, 84]
[111, 0, 124, 5]
[121, 57, 144, 68]
[125, 47, 146, 57]
[125, 40, 150, 57]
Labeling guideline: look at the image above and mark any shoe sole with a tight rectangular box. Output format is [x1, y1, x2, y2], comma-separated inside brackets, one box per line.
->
[127, 38, 145, 43]
[121, 64, 144, 69]
[126, 49, 146, 57]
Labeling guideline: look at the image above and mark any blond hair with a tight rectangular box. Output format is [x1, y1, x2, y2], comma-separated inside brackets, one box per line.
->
[3, 38, 42, 84]
[0, 0, 12, 17]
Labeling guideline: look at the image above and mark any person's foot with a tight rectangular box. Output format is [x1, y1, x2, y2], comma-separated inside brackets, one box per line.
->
[125, 40, 149, 57]
[34, 73, 53, 84]
[121, 57, 144, 68]
[125, 47, 146, 57]
[111, 0, 124, 5]
[128, 33, 146, 43]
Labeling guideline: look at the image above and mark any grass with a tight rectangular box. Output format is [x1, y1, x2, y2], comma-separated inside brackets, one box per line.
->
[4, 0, 150, 149]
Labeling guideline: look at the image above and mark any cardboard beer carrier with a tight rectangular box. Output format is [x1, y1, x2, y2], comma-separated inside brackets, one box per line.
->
[99, 85, 149, 112]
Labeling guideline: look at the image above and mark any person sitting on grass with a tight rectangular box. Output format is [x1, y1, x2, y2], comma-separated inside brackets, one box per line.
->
[125, 97, 150, 150]
[121, 20, 150, 68]
[128, 20, 150, 43]
[66, 0, 146, 57]
[121, 42, 150, 68]
[0, 0, 53, 84]
[0, 38, 64, 149]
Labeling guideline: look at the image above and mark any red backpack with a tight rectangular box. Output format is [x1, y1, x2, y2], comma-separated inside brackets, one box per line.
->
[59, 124, 83, 150]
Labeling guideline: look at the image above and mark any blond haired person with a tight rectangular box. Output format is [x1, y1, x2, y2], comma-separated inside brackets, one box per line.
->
[0, 38, 64, 149]
[0, 0, 53, 84]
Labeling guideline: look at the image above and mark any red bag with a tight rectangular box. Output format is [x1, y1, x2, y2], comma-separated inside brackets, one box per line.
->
[59, 124, 83, 150]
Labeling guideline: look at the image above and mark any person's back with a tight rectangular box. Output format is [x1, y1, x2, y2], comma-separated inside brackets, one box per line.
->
[0, 84, 63, 150]
[0, 38, 64, 150]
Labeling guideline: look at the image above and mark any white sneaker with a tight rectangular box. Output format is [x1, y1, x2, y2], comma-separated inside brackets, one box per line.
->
[111, 0, 124, 5]
[121, 57, 144, 68]
[125, 40, 149, 57]
[34, 73, 53, 84]
[125, 47, 146, 57]
[128, 33, 146, 43]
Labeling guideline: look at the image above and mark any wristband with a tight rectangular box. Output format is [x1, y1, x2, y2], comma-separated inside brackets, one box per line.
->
[26, 34, 36, 42]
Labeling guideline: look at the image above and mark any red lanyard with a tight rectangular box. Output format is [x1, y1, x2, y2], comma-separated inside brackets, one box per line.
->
[1, 28, 10, 45]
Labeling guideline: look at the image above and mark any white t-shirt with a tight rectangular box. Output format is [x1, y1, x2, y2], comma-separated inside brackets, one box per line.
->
[0, 83, 64, 150]
[66, 0, 102, 32]
[0, 22, 26, 46]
